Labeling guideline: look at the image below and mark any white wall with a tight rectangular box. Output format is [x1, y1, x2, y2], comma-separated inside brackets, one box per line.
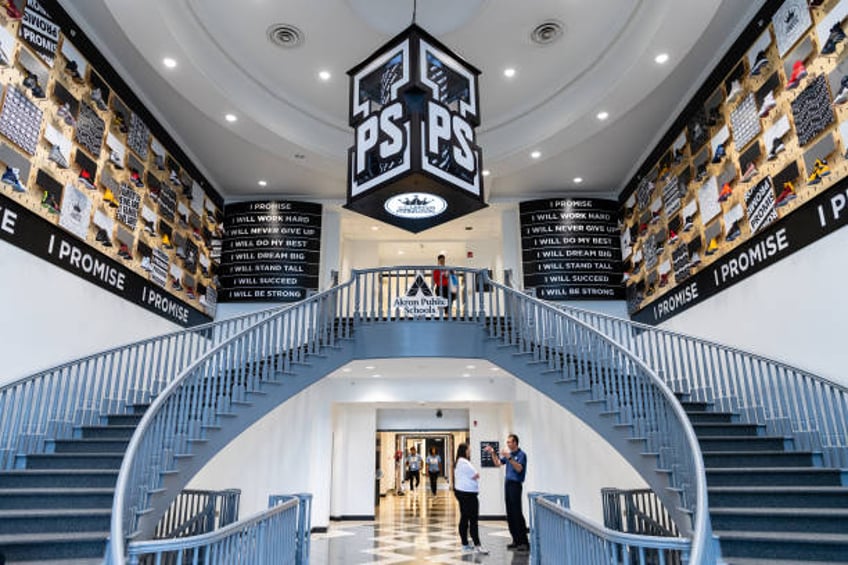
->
[186, 372, 648, 527]
[660, 226, 848, 387]
[0, 241, 180, 385]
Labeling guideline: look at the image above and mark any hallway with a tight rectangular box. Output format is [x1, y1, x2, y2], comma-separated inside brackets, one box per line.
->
[311, 488, 531, 564]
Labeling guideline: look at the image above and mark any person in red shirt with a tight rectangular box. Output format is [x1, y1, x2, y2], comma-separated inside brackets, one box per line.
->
[432, 254, 450, 301]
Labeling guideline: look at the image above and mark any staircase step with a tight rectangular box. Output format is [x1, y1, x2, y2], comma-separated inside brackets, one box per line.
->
[0, 487, 114, 510]
[686, 411, 737, 424]
[104, 413, 144, 426]
[680, 401, 712, 412]
[21, 453, 125, 470]
[0, 531, 108, 561]
[711, 507, 848, 534]
[709, 486, 848, 508]
[706, 467, 847, 487]
[50, 438, 130, 453]
[0, 470, 118, 488]
[697, 436, 791, 452]
[0, 508, 111, 534]
[715, 530, 848, 561]
[76, 424, 136, 439]
[702, 450, 821, 468]
[692, 423, 764, 436]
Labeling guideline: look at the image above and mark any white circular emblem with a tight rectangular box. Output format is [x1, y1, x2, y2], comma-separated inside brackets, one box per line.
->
[384, 193, 448, 219]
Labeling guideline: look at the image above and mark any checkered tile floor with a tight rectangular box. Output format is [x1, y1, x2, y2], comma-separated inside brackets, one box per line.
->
[310, 488, 530, 564]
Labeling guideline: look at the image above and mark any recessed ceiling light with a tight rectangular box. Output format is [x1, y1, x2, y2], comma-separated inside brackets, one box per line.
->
[503, 68, 516, 78]
[655, 53, 670, 64]
[258, 180, 267, 187]
[462, 373, 471, 378]
[294, 153, 305, 159]
[490, 367, 500, 371]
[398, 250, 405, 255]
[162, 57, 177, 69]
[342, 367, 352, 373]
[596, 111, 609, 121]
[225, 113, 238, 123]
[372, 374, 381, 378]
[466, 365, 476, 369]
[573, 177, 583, 184]
[482, 169, 490, 176]
[365, 365, 375, 370]
[371, 225, 379, 231]
[530, 150, 541, 159]
[318, 70, 331, 81]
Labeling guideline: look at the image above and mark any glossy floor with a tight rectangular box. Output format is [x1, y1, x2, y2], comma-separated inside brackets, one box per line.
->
[310, 487, 531, 564]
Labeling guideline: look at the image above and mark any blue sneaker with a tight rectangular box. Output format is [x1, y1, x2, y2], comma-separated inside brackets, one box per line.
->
[2, 167, 26, 192]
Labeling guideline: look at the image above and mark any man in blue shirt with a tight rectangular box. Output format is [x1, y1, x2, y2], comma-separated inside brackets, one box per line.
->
[486, 434, 529, 551]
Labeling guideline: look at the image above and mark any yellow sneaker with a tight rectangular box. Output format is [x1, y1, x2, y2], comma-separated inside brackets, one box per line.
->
[706, 238, 719, 256]
[103, 188, 118, 207]
[162, 233, 173, 248]
[815, 158, 831, 178]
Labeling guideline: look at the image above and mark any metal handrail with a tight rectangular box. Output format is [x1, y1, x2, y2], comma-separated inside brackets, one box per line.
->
[530, 492, 691, 564]
[553, 302, 848, 466]
[154, 488, 241, 539]
[0, 302, 287, 469]
[487, 278, 713, 564]
[126, 494, 304, 564]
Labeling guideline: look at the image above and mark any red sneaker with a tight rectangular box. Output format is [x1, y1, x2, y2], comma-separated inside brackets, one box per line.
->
[717, 182, 733, 202]
[786, 61, 807, 89]
[4, 1, 23, 20]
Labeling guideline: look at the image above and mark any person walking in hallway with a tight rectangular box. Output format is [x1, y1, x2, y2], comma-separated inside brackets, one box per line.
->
[453, 443, 488, 555]
[406, 446, 422, 492]
[426, 446, 442, 495]
[485, 434, 529, 551]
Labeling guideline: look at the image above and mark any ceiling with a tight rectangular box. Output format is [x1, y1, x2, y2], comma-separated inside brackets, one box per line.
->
[59, 0, 764, 244]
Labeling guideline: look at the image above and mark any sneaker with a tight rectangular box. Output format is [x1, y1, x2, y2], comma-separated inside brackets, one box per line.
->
[40, 190, 59, 214]
[0, 43, 9, 66]
[140, 255, 152, 271]
[148, 184, 161, 203]
[130, 169, 144, 188]
[707, 107, 721, 127]
[462, 545, 474, 553]
[162, 233, 173, 249]
[143, 219, 156, 234]
[650, 210, 661, 225]
[154, 154, 165, 170]
[30, 82, 45, 99]
[835, 76, 848, 104]
[711, 144, 726, 164]
[57, 103, 76, 127]
[118, 243, 132, 260]
[48, 144, 69, 168]
[683, 215, 695, 232]
[668, 229, 679, 244]
[659, 273, 669, 287]
[775, 181, 797, 207]
[786, 60, 807, 89]
[815, 158, 831, 178]
[673, 148, 684, 163]
[718, 182, 733, 202]
[4, 0, 22, 19]
[758, 91, 776, 117]
[91, 88, 108, 111]
[622, 271, 631, 283]
[726, 221, 742, 242]
[767, 138, 785, 161]
[705, 238, 720, 256]
[103, 188, 118, 207]
[821, 22, 846, 55]
[695, 164, 707, 182]
[171, 277, 183, 292]
[169, 170, 181, 186]
[96, 228, 113, 247]
[474, 546, 489, 555]
[750, 50, 769, 76]
[727, 80, 743, 104]
[176, 243, 186, 259]
[78, 169, 95, 189]
[199, 295, 209, 307]
[741, 162, 758, 182]
[689, 251, 701, 267]
[22, 72, 36, 89]
[109, 150, 124, 169]
[178, 213, 188, 228]
[113, 112, 128, 133]
[65, 59, 83, 83]
[2, 166, 25, 192]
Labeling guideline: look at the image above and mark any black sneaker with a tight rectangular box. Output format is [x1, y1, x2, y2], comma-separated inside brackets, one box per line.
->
[821, 23, 846, 55]
[683, 215, 694, 232]
[22, 72, 36, 89]
[30, 82, 45, 99]
[767, 138, 785, 161]
[695, 164, 707, 182]
[726, 220, 741, 242]
[750, 50, 768, 76]
[96, 228, 113, 247]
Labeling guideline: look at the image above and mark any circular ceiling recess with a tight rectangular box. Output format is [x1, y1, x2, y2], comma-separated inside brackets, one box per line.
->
[530, 20, 564, 45]
[267, 23, 304, 49]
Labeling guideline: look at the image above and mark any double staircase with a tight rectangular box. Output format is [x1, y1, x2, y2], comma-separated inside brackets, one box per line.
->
[0, 266, 846, 563]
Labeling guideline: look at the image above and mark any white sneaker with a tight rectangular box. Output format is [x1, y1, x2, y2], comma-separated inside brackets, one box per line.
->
[475, 546, 489, 555]
[727, 80, 743, 104]
[758, 91, 776, 117]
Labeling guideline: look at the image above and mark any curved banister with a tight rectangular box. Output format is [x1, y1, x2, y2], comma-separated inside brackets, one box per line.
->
[551, 301, 848, 466]
[0, 302, 288, 469]
[485, 278, 712, 564]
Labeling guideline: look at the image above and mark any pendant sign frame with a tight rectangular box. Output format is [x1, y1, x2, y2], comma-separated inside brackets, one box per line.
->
[346, 24, 486, 233]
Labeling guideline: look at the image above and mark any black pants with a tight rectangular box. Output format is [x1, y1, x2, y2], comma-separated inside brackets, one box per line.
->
[454, 489, 480, 546]
[505, 480, 528, 545]
[408, 469, 420, 490]
[428, 470, 439, 494]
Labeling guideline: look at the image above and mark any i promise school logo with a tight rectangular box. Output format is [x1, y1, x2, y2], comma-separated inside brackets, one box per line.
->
[394, 272, 448, 314]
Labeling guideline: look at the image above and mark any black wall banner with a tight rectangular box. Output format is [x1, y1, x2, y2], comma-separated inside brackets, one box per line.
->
[520, 198, 624, 300]
[220, 201, 322, 302]
[632, 178, 848, 325]
[0, 193, 211, 327]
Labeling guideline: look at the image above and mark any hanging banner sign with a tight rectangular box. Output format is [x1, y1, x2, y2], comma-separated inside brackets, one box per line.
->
[0, 193, 210, 327]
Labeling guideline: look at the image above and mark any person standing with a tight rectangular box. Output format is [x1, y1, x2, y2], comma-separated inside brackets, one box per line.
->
[426, 446, 442, 495]
[485, 434, 529, 551]
[432, 254, 450, 302]
[406, 446, 423, 492]
[453, 443, 488, 554]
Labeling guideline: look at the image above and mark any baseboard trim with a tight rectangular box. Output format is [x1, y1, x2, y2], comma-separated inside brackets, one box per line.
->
[479, 515, 507, 521]
[311, 526, 328, 533]
[330, 515, 376, 521]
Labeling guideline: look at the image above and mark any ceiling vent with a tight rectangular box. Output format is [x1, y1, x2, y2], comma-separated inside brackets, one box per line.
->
[267, 24, 304, 49]
[530, 20, 564, 45]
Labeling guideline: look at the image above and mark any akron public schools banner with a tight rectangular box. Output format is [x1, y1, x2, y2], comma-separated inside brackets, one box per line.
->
[219, 200, 322, 302]
[520, 198, 624, 300]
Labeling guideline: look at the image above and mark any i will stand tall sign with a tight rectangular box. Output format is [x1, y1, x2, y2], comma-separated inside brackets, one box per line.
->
[346, 24, 486, 233]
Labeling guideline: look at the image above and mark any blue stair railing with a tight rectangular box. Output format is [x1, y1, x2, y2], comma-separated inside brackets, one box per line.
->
[153, 488, 241, 540]
[552, 304, 848, 467]
[0, 304, 287, 470]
